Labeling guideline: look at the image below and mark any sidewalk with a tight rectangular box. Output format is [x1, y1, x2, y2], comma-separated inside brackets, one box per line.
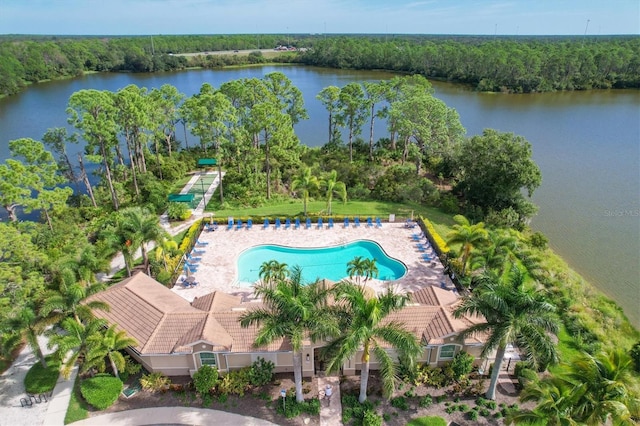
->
[68, 407, 277, 426]
[318, 376, 342, 426]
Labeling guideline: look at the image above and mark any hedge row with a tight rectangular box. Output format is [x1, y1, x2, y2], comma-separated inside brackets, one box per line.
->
[419, 216, 450, 255]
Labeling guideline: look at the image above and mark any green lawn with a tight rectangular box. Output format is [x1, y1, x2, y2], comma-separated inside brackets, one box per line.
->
[209, 200, 455, 228]
[64, 373, 89, 424]
[406, 416, 448, 426]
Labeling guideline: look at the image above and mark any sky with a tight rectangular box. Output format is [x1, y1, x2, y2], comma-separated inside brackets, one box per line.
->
[1, 0, 638, 36]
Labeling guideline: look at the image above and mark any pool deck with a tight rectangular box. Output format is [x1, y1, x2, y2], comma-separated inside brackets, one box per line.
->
[172, 220, 455, 302]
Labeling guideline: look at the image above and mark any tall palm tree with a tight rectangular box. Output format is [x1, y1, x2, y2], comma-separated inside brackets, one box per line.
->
[8, 304, 54, 368]
[240, 266, 338, 403]
[291, 167, 320, 217]
[346, 256, 367, 284]
[40, 281, 109, 325]
[85, 325, 137, 379]
[258, 260, 288, 286]
[446, 214, 489, 277]
[323, 170, 347, 216]
[323, 283, 422, 403]
[453, 267, 559, 400]
[47, 317, 107, 378]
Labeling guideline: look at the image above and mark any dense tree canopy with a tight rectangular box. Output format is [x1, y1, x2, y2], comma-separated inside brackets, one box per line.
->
[453, 129, 542, 223]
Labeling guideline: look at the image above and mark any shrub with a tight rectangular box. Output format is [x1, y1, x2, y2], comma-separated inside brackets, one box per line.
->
[342, 392, 375, 424]
[420, 217, 450, 253]
[140, 372, 171, 392]
[167, 202, 191, 221]
[25, 359, 60, 394]
[218, 367, 251, 396]
[467, 410, 479, 421]
[630, 341, 640, 373]
[458, 404, 469, 412]
[249, 357, 275, 387]
[480, 408, 491, 417]
[80, 374, 123, 410]
[192, 365, 219, 395]
[276, 395, 320, 418]
[419, 394, 433, 408]
[390, 396, 409, 411]
[445, 405, 456, 414]
[449, 351, 475, 381]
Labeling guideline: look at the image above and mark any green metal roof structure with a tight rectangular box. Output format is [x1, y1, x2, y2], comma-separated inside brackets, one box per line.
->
[168, 193, 195, 203]
[197, 158, 217, 166]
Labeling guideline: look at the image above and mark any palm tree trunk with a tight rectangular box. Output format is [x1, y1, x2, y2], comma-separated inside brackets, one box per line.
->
[27, 331, 47, 368]
[359, 359, 370, 403]
[109, 354, 120, 379]
[293, 351, 304, 403]
[486, 344, 507, 400]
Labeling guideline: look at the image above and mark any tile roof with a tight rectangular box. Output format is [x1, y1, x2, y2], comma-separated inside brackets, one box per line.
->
[88, 272, 482, 356]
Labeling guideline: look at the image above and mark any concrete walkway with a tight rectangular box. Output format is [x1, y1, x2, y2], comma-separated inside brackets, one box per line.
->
[318, 376, 342, 426]
[69, 407, 277, 426]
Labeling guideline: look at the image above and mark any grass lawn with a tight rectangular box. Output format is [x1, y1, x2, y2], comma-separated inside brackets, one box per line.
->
[209, 200, 455, 228]
[64, 373, 89, 424]
[406, 415, 448, 426]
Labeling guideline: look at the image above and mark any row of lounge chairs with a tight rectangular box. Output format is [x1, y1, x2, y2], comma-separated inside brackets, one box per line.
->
[220, 216, 384, 231]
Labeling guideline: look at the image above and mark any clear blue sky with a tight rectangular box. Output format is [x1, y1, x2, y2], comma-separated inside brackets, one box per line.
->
[1, 0, 638, 36]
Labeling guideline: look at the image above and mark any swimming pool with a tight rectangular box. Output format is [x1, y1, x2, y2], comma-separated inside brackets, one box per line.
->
[237, 240, 407, 285]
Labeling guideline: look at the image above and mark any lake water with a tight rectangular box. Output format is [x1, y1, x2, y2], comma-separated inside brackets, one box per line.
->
[0, 65, 638, 327]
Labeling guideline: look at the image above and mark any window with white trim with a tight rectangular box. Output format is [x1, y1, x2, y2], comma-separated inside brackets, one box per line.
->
[199, 352, 217, 367]
[439, 344, 456, 360]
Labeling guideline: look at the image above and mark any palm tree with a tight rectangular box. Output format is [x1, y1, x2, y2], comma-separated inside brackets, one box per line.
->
[323, 170, 347, 215]
[154, 235, 178, 273]
[240, 267, 338, 403]
[453, 267, 559, 400]
[506, 376, 584, 425]
[509, 350, 640, 425]
[258, 260, 288, 286]
[40, 281, 109, 325]
[469, 229, 519, 276]
[346, 256, 367, 284]
[323, 283, 422, 403]
[291, 167, 320, 217]
[362, 258, 379, 282]
[563, 349, 640, 425]
[446, 214, 489, 277]
[47, 317, 107, 378]
[119, 207, 166, 275]
[8, 304, 54, 368]
[85, 325, 137, 379]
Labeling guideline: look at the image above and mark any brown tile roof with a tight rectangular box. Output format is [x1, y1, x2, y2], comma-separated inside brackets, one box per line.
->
[410, 286, 458, 307]
[213, 310, 292, 352]
[89, 272, 481, 356]
[192, 291, 242, 312]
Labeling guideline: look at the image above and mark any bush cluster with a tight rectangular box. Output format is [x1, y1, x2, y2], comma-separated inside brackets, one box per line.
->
[80, 374, 123, 410]
[275, 394, 320, 418]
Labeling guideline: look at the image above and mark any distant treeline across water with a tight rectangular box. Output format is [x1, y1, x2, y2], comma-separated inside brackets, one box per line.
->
[1, 34, 638, 97]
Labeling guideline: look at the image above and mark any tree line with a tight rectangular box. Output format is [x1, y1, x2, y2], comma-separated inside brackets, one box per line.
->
[0, 62, 638, 423]
[2, 34, 639, 97]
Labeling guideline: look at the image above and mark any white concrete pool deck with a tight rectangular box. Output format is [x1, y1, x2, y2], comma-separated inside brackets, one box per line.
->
[172, 220, 455, 302]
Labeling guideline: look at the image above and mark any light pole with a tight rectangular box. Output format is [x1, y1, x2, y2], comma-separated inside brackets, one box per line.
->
[280, 389, 286, 412]
[200, 176, 206, 208]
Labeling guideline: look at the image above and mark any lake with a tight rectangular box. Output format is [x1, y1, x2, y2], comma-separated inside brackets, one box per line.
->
[0, 65, 638, 327]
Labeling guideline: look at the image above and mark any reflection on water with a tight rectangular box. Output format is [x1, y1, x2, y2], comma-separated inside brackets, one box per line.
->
[0, 67, 638, 327]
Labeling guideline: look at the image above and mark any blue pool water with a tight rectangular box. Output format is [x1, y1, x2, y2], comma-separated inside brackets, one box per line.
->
[237, 240, 407, 285]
